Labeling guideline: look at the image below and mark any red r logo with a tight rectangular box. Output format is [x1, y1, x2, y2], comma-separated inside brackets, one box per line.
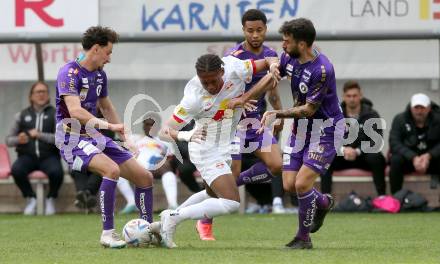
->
[16, 0, 64, 27]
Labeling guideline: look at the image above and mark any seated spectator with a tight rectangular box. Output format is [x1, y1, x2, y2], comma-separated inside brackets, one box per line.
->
[132, 113, 179, 209]
[5, 81, 64, 215]
[389, 93, 440, 194]
[321, 81, 386, 195]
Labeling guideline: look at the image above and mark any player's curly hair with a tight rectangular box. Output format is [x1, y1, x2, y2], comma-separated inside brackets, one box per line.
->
[195, 54, 224, 73]
[241, 9, 267, 25]
[81, 26, 119, 50]
[279, 18, 316, 47]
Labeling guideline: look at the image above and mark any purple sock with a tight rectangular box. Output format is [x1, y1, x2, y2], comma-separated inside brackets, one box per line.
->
[135, 186, 153, 223]
[236, 162, 273, 186]
[200, 217, 213, 224]
[99, 177, 117, 231]
[313, 188, 329, 209]
[296, 189, 317, 241]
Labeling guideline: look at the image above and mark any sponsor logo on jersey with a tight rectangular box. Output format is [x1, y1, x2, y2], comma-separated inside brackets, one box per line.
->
[244, 60, 252, 70]
[68, 78, 75, 92]
[176, 106, 187, 117]
[96, 85, 102, 96]
[80, 88, 88, 101]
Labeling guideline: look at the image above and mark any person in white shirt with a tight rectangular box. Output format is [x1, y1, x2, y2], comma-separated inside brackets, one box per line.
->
[118, 112, 179, 212]
[156, 53, 279, 248]
[135, 113, 178, 209]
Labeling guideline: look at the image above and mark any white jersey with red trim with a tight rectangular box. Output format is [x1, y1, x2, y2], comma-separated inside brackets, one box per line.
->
[172, 55, 255, 163]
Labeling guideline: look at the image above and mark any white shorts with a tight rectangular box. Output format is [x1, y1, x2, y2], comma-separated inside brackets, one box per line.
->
[191, 156, 232, 186]
[188, 143, 233, 186]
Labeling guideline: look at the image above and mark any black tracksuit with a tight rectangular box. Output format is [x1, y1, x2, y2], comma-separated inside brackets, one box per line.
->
[389, 103, 440, 194]
[6, 104, 63, 198]
[321, 98, 387, 195]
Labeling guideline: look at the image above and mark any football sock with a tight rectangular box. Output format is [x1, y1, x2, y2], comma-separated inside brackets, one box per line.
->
[177, 190, 210, 210]
[162, 171, 178, 209]
[135, 186, 153, 223]
[313, 188, 329, 209]
[175, 198, 239, 222]
[99, 177, 117, 230]
[296, 189, 316, 241]
[236, 162, 273, 186]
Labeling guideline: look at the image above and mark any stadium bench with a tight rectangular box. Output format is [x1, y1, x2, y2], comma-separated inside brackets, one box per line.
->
[332, 167, 430, 182]
[0, 144, 50, 215]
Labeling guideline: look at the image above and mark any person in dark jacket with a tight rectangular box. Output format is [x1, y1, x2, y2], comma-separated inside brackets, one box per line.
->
[5, 81, 64, 215]
[321, 81, 386, 195]
[389, 93, 440, 194]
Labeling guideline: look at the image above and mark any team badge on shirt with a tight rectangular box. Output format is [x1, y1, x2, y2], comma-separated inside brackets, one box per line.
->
[299, 82, 308, 94]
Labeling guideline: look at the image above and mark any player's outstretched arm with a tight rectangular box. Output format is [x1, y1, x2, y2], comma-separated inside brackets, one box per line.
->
[275, 101, 321, 119]
[267, 86, 284, 135]
[257, 102, 320, 134]
[64, 95, 121, 132]
[228, 73, 276, 109]
[159, 117, 206, 144]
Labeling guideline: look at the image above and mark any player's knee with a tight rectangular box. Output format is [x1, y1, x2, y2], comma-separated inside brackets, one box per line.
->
[136, 170, 153, 188]
[104, 164, 120, 179]
[267, 161, 282, 175]
[219, 198, 240, 214]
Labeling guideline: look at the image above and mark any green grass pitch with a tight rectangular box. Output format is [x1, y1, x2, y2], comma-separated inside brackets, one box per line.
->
[1, 213, 439, 263]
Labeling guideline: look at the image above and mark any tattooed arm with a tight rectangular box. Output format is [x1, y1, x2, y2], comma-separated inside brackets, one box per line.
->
[275, 101, 321, 119]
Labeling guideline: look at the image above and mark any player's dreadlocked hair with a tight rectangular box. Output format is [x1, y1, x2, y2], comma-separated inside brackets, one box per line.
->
[195, 54, 224, 73]
[82, 26, 119, 50]
[241, 9, 267, 25]
[279, 18, 316, 47]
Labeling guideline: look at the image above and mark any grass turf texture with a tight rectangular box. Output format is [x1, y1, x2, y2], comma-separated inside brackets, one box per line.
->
[0, 213, 439, 264]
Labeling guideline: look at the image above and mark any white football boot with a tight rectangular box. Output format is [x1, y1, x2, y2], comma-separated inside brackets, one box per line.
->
[100, 229, 127, 249]
[159, 209, 179, 248]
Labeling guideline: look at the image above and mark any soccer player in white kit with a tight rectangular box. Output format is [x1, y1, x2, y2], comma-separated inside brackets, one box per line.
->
[157, 54, 279, 248]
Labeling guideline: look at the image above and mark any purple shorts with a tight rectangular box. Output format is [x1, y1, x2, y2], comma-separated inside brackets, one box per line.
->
[231, 128, 277, 160]
[282, 135, 336, 175]
[59, 134, 132, 172]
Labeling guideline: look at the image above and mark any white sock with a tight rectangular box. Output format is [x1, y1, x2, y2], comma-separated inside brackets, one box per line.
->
[117, 177, 135, 205]
[162, 171, 178, 208]
[273, 197, 283, 206]
[177, 190, 210, 210]
[176, 198, 240, 221]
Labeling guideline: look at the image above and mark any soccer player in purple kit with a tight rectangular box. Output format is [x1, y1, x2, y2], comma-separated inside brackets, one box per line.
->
[196, 9, 284, 241]
[258, 18, 344, 249]
[55, 26, 154, 248]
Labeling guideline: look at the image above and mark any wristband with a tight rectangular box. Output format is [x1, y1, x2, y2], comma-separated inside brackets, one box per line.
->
[177, 131, 193, 142]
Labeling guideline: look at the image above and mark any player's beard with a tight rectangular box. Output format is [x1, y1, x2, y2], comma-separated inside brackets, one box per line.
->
[288, 49, 300, 59]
